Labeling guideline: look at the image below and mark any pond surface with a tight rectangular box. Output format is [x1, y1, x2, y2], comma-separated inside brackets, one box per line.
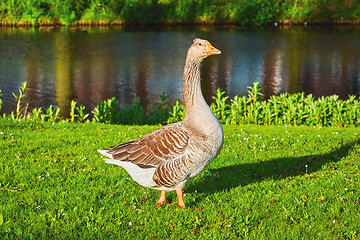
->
[1, 26, 360, 116]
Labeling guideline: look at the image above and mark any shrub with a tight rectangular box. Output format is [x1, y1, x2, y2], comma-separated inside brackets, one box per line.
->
[92, 97, 121, 124]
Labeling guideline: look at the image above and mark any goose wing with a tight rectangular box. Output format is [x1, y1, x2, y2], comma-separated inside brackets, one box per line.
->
[108, 123, 189, 170]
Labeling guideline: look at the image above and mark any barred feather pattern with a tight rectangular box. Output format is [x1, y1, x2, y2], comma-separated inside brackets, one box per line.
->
[183, 58, 201, 107]
[107, 123, 197, 186]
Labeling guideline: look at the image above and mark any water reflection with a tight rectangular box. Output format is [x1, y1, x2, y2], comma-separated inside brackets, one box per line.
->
[0, 26, 360, 116]
[55, 32, 74, 113]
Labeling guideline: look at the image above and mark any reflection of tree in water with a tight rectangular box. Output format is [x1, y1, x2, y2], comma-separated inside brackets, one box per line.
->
[24, 49, 41, 109]
[72, 31, 118, 113]
[133, 53, 150, 111]
[300, 32, 359, 100]
[262, 49, 283, 99]
[13, 33, 56, 114]
[339, 35, 359, 98]
[261, 34, 289, 100]
[54, 32, 74, 117]
[261, 30, 360, 100]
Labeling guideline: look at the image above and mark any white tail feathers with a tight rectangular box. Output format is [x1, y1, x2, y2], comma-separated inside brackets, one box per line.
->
[97, 149, 112, 159]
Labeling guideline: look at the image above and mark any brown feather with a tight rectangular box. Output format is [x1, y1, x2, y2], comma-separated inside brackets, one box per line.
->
[106, 124, 189, 169]
[157, 141, 171, 155]
[129, 150, 144, 161]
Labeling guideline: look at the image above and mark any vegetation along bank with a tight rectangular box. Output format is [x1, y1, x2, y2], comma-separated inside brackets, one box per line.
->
[0, 0, 360, 27]
[1, 82, 360, 127]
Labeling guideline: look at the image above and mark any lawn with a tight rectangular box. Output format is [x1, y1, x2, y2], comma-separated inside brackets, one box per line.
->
[0, 119, 359, 239]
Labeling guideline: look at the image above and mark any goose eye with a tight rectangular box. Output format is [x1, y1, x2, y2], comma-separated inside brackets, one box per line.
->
[198, 43, 202, 46]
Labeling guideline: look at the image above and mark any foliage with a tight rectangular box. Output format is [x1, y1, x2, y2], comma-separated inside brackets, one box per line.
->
[0, 119, 359, 238]
[226, 0, 281, 25]
[147, 92, 170, 125]
[75, 105, 89, 123]
[92, 97, 121, 124]
[205, 82, 360, 127]
[280, 0, 360, 22]
[2, 81, 360, 127]
[27, 107, 43, 121]
[86, 81, 360, 127]
[41, 105, 60, 122]
[167, 100, 185, 124]
[91, 93, 171, 125]
[11, 82, 29, 120]
[0, 0, 359, 26]
[70, 100, 89, 123]
[210, 88, 230, 124]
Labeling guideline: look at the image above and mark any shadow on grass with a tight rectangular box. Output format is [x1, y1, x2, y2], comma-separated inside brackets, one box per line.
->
[187, 138, 360, 194]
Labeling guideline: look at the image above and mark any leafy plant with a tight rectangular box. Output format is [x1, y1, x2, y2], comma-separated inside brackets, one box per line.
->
[70, 100, 89, 123]
[76, 105, 89, 123]
[120, 97, 145, 125]
[167, 100, 185, 124]
[210, 88, 230, 124]
[247, 81, 263, 105]
[70, 100, 77, 123]
[147, 92, 170, 125]
[28, 107, 43, 121]
[12, 82, 29, 120]
[41, 105, 60, 122]
[92, 97, 121, 124]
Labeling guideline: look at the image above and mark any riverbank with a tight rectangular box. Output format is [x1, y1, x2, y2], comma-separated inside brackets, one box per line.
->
[1, 0, 360, 27]
[1, 19, 360, 28]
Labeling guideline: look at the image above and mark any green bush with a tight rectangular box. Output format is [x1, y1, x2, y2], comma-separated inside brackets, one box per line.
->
[92, 97, 121, 124]
[0, 0, 359, 26]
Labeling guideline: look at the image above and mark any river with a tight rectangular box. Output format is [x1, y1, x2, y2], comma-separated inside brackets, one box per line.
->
[0, 25, 360, 116]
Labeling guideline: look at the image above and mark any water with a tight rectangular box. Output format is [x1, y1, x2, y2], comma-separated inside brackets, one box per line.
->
[1, 26, 360, 116]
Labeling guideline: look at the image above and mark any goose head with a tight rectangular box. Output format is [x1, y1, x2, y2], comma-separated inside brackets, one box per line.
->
[186, 38, 221, 60]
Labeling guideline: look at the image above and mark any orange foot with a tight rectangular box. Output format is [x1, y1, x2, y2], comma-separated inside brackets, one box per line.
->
[156, 190, 167, 207]
[176, 189, 185, 208]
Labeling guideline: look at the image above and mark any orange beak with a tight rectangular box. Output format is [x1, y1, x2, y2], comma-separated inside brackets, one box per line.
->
[206, 43, 221, 55]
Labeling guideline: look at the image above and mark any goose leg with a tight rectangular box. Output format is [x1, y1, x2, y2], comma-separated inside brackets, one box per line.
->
[156, 190, 167, 207]
[176, 190, 185, 208]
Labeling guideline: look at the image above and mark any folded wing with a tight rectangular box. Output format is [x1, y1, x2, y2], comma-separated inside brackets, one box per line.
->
[108, 124, 190, 171]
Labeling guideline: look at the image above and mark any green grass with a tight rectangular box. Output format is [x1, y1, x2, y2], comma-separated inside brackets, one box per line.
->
[0, 118, 359, 239]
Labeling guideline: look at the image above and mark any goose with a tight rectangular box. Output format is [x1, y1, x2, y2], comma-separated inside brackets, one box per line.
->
[98, 38, 223, 208]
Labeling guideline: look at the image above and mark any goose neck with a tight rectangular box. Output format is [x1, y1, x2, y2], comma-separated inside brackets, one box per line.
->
[183, 58, 202, 109]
